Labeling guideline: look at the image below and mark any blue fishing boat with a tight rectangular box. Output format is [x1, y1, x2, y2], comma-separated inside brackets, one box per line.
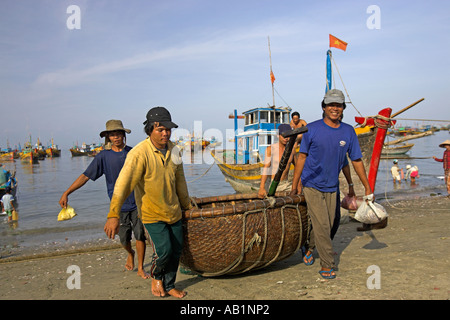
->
[211, 106, 292, 193]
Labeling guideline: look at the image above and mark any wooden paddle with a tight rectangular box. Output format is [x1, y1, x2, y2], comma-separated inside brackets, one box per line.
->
[267, 126, 308, 196]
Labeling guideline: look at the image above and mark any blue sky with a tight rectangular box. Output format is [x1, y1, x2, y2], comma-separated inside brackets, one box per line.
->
[1, 0, 449, 149]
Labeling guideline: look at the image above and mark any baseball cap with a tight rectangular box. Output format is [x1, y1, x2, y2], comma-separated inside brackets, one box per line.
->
[278, 124, 292, 135]
[143, 107, 178, 129]
[324, 89, 345, 105]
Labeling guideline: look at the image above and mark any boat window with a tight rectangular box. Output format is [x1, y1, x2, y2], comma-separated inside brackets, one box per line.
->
[245, 112, 258, 125]
[275, 112, 282, 123]
[260, 111, 268, 123]
[283, 112, 290, 123]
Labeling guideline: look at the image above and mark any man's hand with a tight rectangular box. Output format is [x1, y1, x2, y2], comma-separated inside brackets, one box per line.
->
[104, 217, 120, 239]
[59, 194, 68, 208]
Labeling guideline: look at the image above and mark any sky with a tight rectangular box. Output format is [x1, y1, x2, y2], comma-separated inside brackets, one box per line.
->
[1, 0, 449, 149]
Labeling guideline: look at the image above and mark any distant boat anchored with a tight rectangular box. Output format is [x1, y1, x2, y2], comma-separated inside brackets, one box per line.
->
[381, 143, 414, 155]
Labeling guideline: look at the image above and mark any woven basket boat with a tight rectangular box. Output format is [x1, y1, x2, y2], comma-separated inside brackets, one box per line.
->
[180, 191, 309, 277]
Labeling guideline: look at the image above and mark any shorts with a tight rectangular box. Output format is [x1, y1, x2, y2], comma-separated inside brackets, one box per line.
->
[410, 171, 418, 178]
[118, 209, 146, 246]
[5, 210, 12, 217]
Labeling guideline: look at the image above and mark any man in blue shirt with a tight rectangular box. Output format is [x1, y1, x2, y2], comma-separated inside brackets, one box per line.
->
[59, 120, 149, 279]
[290, 89, 372, 279]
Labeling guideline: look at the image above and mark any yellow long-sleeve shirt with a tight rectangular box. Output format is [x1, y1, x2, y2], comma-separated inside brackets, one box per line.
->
[107, 137, 191, 224]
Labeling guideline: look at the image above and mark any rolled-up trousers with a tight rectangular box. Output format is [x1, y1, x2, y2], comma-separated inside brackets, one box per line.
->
[303, 187, 336, 269]
[144, 220, 183, 292]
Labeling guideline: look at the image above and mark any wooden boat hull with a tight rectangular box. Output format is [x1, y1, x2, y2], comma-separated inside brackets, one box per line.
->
[381, 143, 414, 155]
[46, 148, 61, 157]
[211, 150, 263, 193]
[180, 192, 309, 276]
[70, 148, 92, 157]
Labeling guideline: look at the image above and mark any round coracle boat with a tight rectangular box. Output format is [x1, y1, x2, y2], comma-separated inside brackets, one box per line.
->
[180, 191, 309, 277]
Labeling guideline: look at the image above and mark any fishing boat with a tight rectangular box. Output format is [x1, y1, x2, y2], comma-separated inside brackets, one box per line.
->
[70, 142, 102, 157]
[0, 166, 18, 198]
[20, 138, 40, 164]
[211, 106, 293, 193]
[381, 143, 414, 155]
[46, 139, 61, 157]
[31, 138, 47, 159]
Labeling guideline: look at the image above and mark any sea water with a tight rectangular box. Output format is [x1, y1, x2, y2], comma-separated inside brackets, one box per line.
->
[0, 130, 448, 256]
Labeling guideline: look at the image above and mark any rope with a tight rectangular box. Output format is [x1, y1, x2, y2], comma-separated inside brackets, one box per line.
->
[330, 53, 364, 117]
[186, 162, 215, 184]
[359, 114, 395, 130]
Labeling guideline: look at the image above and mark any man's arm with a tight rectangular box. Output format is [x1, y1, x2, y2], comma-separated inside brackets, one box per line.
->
[351, 159, 372, 196]
[105, 152, 143, 239]
[59, 174, 90, 208]
[342, 164, 355, 197]
[290, 152, 307, 195]
[258, 146, 272, 198]
[175, 164, 192, 210]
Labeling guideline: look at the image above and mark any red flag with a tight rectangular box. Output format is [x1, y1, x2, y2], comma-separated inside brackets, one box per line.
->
[329, 34, 348, 51]
[270, 70, 275, 84]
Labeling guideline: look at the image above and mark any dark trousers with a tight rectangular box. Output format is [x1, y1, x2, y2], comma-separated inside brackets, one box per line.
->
[144, 220, 183, 292]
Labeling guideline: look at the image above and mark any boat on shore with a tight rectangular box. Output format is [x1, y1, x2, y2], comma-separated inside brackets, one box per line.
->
[381, 143, 414, 155]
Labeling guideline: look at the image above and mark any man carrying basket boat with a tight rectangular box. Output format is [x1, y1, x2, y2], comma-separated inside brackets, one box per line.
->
[290, 89, 372, 279]
[104, 107, 192, 298]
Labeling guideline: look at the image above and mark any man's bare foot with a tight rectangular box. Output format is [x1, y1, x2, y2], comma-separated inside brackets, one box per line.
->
[151, 279, 166, 297]
[138, 269, 151, 279]
[167, 288, 187, 299]
[125, 250, 135, 271]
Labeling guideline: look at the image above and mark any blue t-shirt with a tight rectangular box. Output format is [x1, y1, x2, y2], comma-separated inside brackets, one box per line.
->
[299, 119, 362, 192]
[83, 146, 137, 212]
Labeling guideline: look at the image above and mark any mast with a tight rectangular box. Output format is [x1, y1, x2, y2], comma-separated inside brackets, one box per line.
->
[268, 36, 275, 108]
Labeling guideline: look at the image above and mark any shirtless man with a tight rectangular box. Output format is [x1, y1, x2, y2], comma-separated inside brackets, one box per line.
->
[258, 124, 299, 198]
[290, 111, 307, 151]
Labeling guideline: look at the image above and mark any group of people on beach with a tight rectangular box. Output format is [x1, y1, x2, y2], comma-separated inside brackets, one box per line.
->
[58, 89, 450, 298]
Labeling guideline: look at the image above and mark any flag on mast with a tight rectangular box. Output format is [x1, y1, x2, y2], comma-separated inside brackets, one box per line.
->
[270, 70, 275, 84]
[329, 34, 348, 51]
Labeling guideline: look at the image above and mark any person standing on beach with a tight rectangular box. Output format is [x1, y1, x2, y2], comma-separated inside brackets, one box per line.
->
[290, 89, 372, 279]
[433, 139, 450, 196]
[59, 120, 149, 280]
[104, 107, 192, 299]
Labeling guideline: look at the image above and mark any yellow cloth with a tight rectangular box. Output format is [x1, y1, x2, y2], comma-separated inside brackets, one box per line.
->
[58, 205, 77, 221]
[107, 138, 191, 224]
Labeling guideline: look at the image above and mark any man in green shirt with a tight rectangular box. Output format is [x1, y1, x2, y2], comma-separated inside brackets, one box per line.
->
[104, 107, 192, 299]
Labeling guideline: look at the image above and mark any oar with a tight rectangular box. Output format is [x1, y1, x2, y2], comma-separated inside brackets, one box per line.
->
[267, 126, 308, 196]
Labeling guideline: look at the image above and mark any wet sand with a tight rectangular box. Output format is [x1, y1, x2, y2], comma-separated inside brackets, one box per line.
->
[0, 196, 449, 301]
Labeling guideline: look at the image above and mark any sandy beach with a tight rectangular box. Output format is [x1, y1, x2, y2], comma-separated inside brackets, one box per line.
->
[1, 195, 449, 302]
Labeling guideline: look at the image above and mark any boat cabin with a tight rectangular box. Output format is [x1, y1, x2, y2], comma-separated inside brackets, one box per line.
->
[236, 106, 291, 164]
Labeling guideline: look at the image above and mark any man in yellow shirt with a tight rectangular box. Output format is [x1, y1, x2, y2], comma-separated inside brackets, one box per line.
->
[104, 107, 192, 299]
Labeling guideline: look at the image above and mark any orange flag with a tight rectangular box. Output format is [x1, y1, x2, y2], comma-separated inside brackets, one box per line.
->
[270, 70, 275, 84]
[329, 34, 348, 51]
